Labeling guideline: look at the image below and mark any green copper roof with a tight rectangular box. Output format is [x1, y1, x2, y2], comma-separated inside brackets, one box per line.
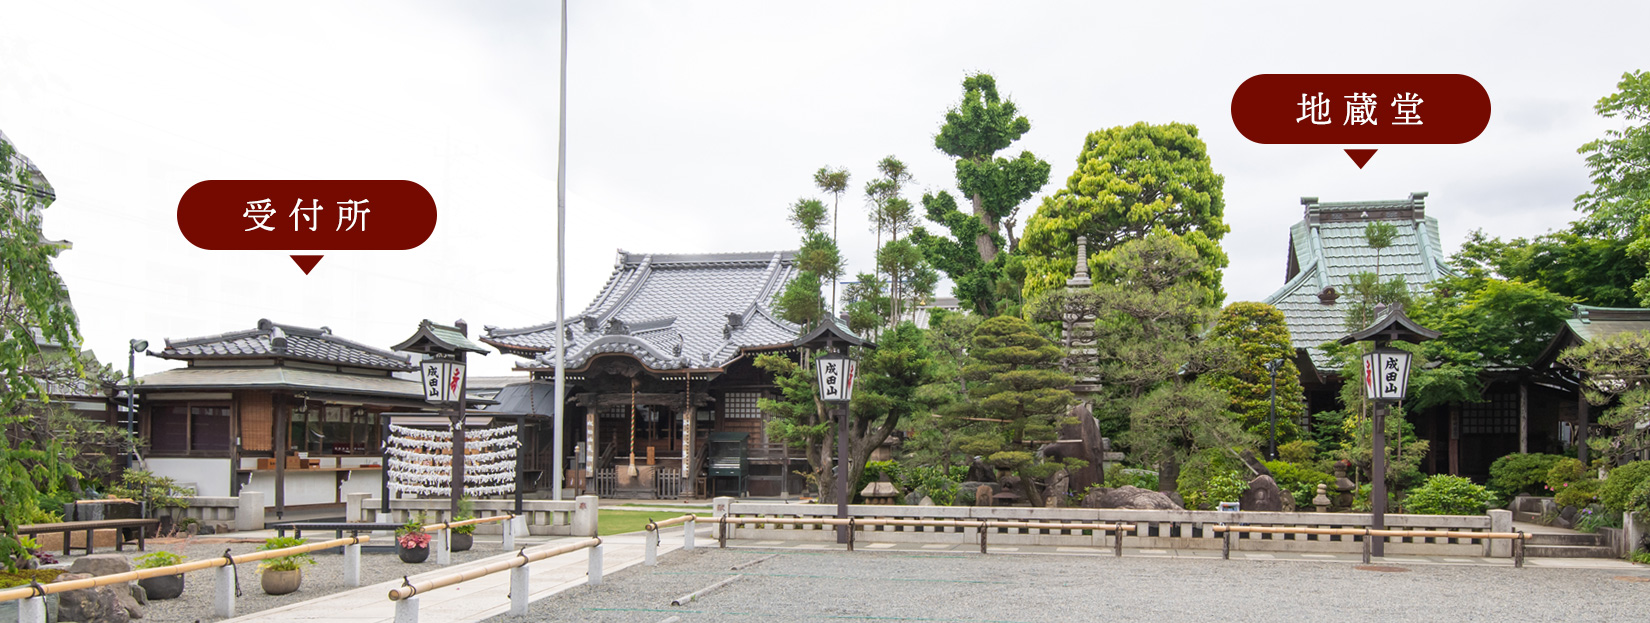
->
[1262, 192, 1455, 367]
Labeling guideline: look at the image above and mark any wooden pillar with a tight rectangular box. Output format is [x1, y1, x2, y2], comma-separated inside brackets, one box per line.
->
[1577, 397, 1590, 465]
[586, 404, 598, 486]
[1518, 382, 1529, 454]
[682, 394, 694, 498]
[230, 395, 242, 496]
[1448, 404, 1460, 476]
[273, 394, 288, 519]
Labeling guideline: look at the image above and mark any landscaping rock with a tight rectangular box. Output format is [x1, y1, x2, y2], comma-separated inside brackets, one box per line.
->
[55, 572, 138, 623]
[1240, 475, 1287, 512]
[918, 496, 934, 506]
[904, 491, 924, 506]
[1045, 470, 1070, 507]
[975, 485, 994, 507]
[68, 554, 133, 579]
[1082, 485, 1182, 510]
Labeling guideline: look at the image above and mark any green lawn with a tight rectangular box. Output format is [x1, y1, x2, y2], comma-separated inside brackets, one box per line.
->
[615, 503, 714, 511]
[596, 509, 704, 536]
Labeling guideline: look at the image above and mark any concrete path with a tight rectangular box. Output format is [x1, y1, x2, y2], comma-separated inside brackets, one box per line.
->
[218, 528, 690, 623]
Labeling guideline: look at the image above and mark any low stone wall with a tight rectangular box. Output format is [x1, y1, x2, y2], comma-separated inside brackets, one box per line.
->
[354, 494, 596, 537]
[155, 491, 265, 532]
[715, 498, 1509, 557]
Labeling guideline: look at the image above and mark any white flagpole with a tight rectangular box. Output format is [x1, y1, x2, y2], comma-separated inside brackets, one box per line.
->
[552, 0, 569, 501]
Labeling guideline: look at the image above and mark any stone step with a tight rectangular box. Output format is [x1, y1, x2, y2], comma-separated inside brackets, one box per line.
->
[1527, 532, 1604, 547]
[1512, 511, 1542, 523]
[1524, 544, 1617, 558]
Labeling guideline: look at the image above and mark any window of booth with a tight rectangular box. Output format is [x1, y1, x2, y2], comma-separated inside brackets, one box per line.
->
[147, 402, 232, 455]
[288, 403, 380, 456]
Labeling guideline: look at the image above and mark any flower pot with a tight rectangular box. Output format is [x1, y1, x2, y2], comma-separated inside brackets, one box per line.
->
[138, 574, 186, 600]
[398, 544, 430, 563]
[450, 532, 473, 552]
[261, 569, 302, 595]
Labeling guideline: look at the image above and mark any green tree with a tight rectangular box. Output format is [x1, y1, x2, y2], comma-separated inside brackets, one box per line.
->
[756, 353, 834, 499]
[775, 198, 844, 327]
[1576, 70, 1650, 241]
[912, 73, 1050, 316]
[1205, 302, 1305, 446]
[1, 132, 88, 569]
[1557, 330, 1650, 466]
[898, 311, 981, 471]
[951, 316, 1075, 507]
[864, 156, 931, 326]
[1020, 122, 1228, 303]
[814, 166, 851, 313]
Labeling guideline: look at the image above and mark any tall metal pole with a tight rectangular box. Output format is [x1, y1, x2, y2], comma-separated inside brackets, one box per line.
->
[1371, 401, 1387, 557]
[551, 0, 569, 501]
[1266, 360, 1280, 461]
[127, 345, 137, 468]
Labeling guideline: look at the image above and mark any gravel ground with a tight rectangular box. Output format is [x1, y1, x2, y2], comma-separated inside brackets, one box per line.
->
[484, 549, 1650, 623]
[55, 534, 512, 622]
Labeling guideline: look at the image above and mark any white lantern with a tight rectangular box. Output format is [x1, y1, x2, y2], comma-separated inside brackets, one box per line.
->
[1362, 346, 1412, 402]
[814, 351, 857, 404]
[421, 357, 467, 404]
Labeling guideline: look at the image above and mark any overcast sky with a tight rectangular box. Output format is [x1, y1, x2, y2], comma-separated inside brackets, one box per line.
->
[2, 1, 1648, 377]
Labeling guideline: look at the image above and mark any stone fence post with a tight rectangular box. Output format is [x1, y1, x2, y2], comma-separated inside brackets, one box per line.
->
[345, 492, 370, 523]
[235, 491, 265, 532]
[1487, 509, 1512, 557]
[572, 495, 599, 537]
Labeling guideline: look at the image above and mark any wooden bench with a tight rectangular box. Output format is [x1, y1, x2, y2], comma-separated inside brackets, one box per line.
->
[19, 518, 161, 556]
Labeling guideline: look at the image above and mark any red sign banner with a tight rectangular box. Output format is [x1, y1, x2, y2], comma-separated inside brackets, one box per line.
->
[1231, 74, 1490, 145]
[178, 180, 436, 251]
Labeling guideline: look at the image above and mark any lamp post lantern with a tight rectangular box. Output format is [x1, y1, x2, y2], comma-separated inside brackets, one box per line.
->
[1265, 358, 1283, 461]
[793, 317, 872, 544]
[1337, 304, 1438, 558]
[394, 320, 490, 519]
[126, 339, 147, 468]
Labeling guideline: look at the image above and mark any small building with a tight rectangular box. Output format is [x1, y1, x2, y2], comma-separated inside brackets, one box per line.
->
[1532, 305, 1650, 465]
[483, 249, 808, 498]
[133, 319, 444, 517]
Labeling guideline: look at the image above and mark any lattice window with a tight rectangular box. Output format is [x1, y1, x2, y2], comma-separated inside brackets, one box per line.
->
[600, 405, 628, 419]
[1460, 393, 1518, 435]
[724, 392, 762, 418]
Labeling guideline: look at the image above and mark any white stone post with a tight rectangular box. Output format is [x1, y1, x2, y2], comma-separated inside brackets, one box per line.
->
[587, 544, 604, 585]
[502, 515, 517, 550]
[509, 565, 531, 615]
[237, 490, 266, 531]
[345, 542, 362, 587]
[436, 528, 451, 565]
[645, 528, 657, 566]
[394, 596, 420, 623]
[684, 518, 696, 551]
[19, 596, 46, 623]
[1488, 509, 1513, 557]
[214, 564, 236, 618]
[573, 495, 599, 537]
[714, 496, 734, 543]
[344, 492, 369, 523]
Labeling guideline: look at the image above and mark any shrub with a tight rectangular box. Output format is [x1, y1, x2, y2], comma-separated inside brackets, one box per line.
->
[1574, 504, 1623, 533]
[1631, 550, 1650, 565]
[1105, 467, 1158, 490]
[1631, 477, 1650, 516]
[256, 537, 315, 573]
[1404, 475, 1499, 515]
[1545, 458, 1590, 492]
[1277, 440, 1319, 464]
[1487, 453, 1566, 498]
[451, 498, 477, 535]
[134, 551, 185, 570]
[1263, 461, 1335, 509]
[1600, 461, 1650, 513]
[108, 470, 193, 515]
[1554, 479, 1601, 509]
[1177, 449, 1248, 510]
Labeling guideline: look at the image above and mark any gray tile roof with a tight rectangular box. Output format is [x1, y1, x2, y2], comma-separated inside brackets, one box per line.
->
[1262, 193, 1455, 367]
[157, 319, 416, 371]
[134, 366, 425, 400]
[483, 249, 802, 371]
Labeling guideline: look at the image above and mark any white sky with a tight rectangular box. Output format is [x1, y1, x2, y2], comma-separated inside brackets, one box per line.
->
[2, 1, 1647, 377]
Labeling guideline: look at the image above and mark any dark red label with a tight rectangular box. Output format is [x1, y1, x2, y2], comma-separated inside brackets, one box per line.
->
[178, 180, 436, 250]
[1231, 74, 1490, 144]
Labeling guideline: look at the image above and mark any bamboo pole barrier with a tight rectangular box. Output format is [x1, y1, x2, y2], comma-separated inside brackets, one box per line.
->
[644, 515, 698, 531]
[700, 516, 1137, 533]
[423, 513, 515, 532]
[0, 536, 369, 603]
[387, 537, 600, 601]
[1209, 525, 1532, 540]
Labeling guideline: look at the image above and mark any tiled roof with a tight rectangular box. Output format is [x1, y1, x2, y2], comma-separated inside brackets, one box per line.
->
[157, 319, 416, 371]
[483, 250, 802, 371]
[133, 366, 425, 400]
[1262, 193, 1455, 367]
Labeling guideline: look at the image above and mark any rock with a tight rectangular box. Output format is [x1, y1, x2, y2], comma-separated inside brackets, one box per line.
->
[1240, 475, 1287, 512]
[1166, 492, 1185, 508]
[975, 485, 994, 507]
[56, 572, 132, 623]
[130, 582, 148, 606]
[1240, 450, 1273, 479]
[965, 457, 995, 483]
[904, 491, 924, 506]
[1045, 469, 1070, 506]
[1082, 485, 1182, 510]
[68, 554, 133, 578]
[918, 496, 934, 506]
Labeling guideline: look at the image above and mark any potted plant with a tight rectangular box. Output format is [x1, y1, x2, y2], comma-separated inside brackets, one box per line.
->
[134, 551, 187, 599]
[450, 498, 477, 552]
[256, 536, 315, 595]
[396, 516, 431, 563]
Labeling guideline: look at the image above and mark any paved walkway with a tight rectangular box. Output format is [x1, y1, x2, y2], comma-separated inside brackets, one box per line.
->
[218, 529, 687, 623]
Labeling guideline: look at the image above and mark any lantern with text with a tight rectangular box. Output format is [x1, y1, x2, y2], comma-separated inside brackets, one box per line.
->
[815, 352, 857, 405]
[1362, 347, 1412, 403]
[421, 357, 466, 404]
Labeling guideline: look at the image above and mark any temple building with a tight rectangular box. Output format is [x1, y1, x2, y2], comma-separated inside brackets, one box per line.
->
[1263, 193, 1574, 480]
[482, 249, 808, 498]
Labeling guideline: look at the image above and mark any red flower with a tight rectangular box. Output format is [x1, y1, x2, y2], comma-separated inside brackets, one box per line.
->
[398, 532, 431, 549]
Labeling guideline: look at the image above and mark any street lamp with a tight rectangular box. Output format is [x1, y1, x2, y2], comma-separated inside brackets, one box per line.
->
[1265, 358, 1283, 461]
[126, 339, 148, 468]
[793, 317, 872, 544]
[1337, 303, 1438, 558]
[394, 320, 490, 519]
